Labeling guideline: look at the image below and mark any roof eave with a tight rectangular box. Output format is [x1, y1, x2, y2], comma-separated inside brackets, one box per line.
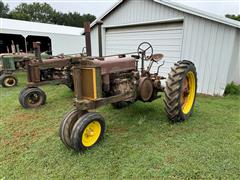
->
[154, 0, 240, 29]
[91, 0, 124, 27]
[81, 0, 124, 35]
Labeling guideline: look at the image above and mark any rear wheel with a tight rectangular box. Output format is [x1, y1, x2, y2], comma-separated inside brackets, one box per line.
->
[19, 87, 46, 108]
[0, 74, 18, 87]
[70, 112, 105, 152]
[164, 60, 197, 122]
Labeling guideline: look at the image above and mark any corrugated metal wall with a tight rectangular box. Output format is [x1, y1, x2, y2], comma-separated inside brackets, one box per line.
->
[181, 16, 237, 95]
[227, 30, 240, 85]
[182, 15, 236, 95]
[91, 0, 239, 95]
[90, 27, 99, 56]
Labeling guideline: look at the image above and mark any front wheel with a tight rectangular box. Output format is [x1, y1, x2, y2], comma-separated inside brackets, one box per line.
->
[59, 109, 87, 149]
[19, 87, 46, 108]
[70, 112, 106, 152]
[0, 74, 18, 88]
[164, 60, 197, 122]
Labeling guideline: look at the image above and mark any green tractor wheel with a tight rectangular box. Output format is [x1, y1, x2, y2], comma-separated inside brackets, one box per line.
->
[0, 74, 18, 88]
[164, 60, 197, 122]
[19, 87, 46, 108]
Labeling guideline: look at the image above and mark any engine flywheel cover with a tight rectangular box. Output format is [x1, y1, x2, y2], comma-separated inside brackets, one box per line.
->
[138, 77, 154, 102]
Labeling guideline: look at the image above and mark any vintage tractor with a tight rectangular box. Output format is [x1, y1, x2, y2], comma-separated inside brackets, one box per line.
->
[59, 40, 197, 152]
[18, 42, 86, 108]
[0, 41, 52, 88]
[0, 53, 35, 87]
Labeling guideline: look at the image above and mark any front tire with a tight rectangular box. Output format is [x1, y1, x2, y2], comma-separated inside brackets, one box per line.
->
[59, 109, 87, 149]
[0, 74, 18, 87]
[19, 87, 46, 108]
[70, 112, 105, 152]
[164, 60, 197, 122]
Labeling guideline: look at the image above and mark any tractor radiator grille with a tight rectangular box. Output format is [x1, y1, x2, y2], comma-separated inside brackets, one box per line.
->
[81, 68, 98, 100]
[2, 56, 16, 70]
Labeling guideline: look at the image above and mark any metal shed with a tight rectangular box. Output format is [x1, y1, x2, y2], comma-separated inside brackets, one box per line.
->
[89, 0, 240, 95]
[0, 18, 85, 55]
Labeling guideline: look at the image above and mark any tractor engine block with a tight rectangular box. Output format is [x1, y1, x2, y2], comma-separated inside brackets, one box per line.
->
[40, 68, 66, 81]
[111, 76, 134, 96]
[102, 72, 136, 97]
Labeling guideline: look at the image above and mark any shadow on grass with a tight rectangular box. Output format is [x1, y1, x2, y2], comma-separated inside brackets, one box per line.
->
[101, 100, 167, 123]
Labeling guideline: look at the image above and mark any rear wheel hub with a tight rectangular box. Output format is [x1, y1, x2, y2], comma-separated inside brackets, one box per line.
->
[180, 71, 196, 114]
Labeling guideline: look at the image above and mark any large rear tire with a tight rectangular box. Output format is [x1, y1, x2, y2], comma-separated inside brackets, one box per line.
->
[164, 60, 197, 123]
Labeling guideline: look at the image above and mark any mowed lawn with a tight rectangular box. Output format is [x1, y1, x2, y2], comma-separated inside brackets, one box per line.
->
[0, 72, 239, 179]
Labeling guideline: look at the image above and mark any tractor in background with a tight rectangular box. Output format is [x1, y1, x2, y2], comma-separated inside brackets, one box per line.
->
[0, 41, 51, 88]
[18, 42, 86, 108]
[0, 53, 33, 87]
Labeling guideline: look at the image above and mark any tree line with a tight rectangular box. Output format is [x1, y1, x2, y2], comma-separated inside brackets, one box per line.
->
[225, 14, 240, 21]
[0, 1, 96, 28]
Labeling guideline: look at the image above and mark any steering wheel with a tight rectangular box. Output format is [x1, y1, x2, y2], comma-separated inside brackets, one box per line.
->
[137, 42, 153, 60]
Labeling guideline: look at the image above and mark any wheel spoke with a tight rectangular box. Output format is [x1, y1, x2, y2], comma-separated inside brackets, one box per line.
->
[145, 45, 151, 51]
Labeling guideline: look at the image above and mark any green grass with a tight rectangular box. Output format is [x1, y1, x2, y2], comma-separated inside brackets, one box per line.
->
[0, 72, 240, 179]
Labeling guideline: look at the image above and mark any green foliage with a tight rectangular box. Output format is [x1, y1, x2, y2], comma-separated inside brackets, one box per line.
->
[1, 1, 96, 28]
[0, 1, 9, 18]
[52, 12, 96, 28]
[225, 14, 240, 21]
[224, 82, 240, 96]
[9, 3, 55, 23]
[0, 72, 240, 179]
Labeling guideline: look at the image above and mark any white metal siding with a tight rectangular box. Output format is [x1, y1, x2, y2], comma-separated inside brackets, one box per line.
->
[105, 22, 183, 77]
[102, 0, 184, 26]
[90, 27, 99, 57]
[91, 0, 239, 95]
[90, 0, 184, 56]
[181, 16, 237, 95]
[1, 29, 85, 55]
[227, 29, 240, 84]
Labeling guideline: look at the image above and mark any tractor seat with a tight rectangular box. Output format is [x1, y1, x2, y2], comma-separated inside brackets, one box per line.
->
[151, 54, 164, 62]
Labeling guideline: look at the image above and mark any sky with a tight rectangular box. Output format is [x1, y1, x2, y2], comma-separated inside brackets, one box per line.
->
[2, 0, 240, 18]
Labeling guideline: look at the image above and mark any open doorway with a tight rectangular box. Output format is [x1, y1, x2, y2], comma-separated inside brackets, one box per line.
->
[0, 33, 26, 53]
[26, 35, 52, 55]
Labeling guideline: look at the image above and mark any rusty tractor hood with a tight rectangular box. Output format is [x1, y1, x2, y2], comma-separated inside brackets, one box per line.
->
[93, 56, 137, 75]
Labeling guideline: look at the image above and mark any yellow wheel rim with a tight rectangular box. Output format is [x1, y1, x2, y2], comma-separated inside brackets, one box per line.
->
[82, 121, 101, 147]
[181, 71, 196, 114]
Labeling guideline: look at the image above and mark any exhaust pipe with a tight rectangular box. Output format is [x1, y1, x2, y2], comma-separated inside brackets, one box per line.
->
[84, 22, 92, 56]
[33, 42, 42, 62]
[11, 40, 16, 54]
